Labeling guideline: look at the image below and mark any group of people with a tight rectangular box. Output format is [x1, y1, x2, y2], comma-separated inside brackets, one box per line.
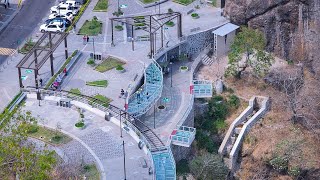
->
[82, 35, 90, 45]
[51, 68, 68, 90]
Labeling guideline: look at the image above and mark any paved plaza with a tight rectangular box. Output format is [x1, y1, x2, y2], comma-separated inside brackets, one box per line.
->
[23, 98, 152, 180]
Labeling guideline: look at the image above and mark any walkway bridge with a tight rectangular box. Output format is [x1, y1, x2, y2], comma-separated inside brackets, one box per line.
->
[127, 61, 163, 117]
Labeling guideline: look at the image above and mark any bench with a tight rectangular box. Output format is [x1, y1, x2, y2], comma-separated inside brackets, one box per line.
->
[187, 9, 195, 15]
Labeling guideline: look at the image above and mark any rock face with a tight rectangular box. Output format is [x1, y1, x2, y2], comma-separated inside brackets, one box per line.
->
[224, 0, 320, 65]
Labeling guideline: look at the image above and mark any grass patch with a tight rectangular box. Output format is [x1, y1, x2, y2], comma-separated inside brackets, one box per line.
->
[79, 16, 102, 36]
[18, 38, 35, 54]
[140, 0, 156, 4]
[95, 56, 125, 73]
[90, 94, 111, 108]
[86, 80, 108, 87]
[82, 164, 100, 179]
[28, 126, 72, 145]
[69, 88, 81, 95]
[87, 58, 95, 65]
[93, 0, 108, 11]
[173, 0, 195, 6]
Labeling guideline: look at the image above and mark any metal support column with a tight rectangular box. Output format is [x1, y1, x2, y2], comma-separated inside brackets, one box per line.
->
[161, 26, 164, 48]
[64, 37, 68, 59]
[111, 20, 114, 46]
[177, 14, 182, 38]
[18, 68, 23, 88]
[49, 32, 54, 76]
[34, 50, 38, 89]
[131, 25, 134, 51]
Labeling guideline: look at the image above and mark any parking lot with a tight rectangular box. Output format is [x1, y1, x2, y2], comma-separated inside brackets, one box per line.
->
[0, 1, 19, 31]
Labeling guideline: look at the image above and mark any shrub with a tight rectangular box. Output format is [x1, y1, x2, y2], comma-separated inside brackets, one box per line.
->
[208, 95, 228, 120]
[168, 8, 174, 13]
[51, 135, 62, 142]
[75, 120, 85, 128]
[26, 124, 39, 133]
[288, 166, 301, 177]
[176, 159, 190, 175]
[115, 25, 123, 31]
[228, 94, 240, 109]
[87, 58, 95, 65]
[165, 21, 175, 27]
[116, 65, 124, 71]
[269, 156, 288, 173]
[191, 13, 199, 18]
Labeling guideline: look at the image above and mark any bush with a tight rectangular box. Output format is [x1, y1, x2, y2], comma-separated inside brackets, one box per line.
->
[228, 94, 240, 109]
[87, 58, 95, 65]
[191, 13, 199, 18]
[51, 135, 62, 142]
[116, 65, 124, 71]
[165, 21, 175, 27]
[75, 120, 85, 128]
[208, 95, 228, 120]
[288, 166, 301, 177]
[26, 124, 39, 133]
[269, 156, 289, 173]
[115, 25, 123, 31]
[176, 159, 190, 175]
[206, 138, 218, 153]
[168, 8, 173, 13]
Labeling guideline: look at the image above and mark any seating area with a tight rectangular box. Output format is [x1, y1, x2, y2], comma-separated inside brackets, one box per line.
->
[170, 126, 196, 147]
[152, 149, 176, 180]
[127, 62, 163, 117]
[193, 80, 213, 98]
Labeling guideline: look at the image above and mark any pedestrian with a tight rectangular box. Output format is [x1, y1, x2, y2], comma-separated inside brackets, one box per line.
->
[137, 91, 141, 103]
[83, 35, 86, 45]
[39, 78, 43, 86]
[73, 24, 76, 32]
[63, 67, 67, 76]
[86, 35, 89, 43]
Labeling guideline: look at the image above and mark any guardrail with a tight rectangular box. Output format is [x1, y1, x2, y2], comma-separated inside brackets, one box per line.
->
[22, 87, 165, 152]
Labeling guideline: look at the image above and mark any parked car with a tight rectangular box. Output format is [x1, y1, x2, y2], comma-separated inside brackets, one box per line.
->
[45, 18, 71, 27]
[39, 22, 66, 33]
[49, 12, 74, 21]
[50, 3, 79, 15]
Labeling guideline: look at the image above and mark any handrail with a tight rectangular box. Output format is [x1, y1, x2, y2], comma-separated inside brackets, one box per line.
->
[22, 87, 165, 151]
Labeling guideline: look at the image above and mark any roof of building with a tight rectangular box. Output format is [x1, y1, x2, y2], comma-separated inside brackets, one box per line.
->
[212, 23, 239, 36]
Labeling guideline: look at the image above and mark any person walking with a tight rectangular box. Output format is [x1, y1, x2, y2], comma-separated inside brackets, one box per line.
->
[39, 78, 43, 86]
[86, 35, 89, 43]
[83, 35, 86, 45]
[73, 24, 76, 33]
[63, 67, 67, 76]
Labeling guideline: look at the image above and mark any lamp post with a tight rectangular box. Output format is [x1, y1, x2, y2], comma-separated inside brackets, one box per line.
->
[122, 140, 127, 180]
[92, 37, 95, 60]
[170, 62, 173, 87]
[120, 110, 123, 138]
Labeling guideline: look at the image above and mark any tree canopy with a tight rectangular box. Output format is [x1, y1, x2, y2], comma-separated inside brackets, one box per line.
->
[225, 26, 274, 78]
[0, 110, 57, 179]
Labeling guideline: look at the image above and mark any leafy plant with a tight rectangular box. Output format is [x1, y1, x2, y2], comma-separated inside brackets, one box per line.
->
[75, 120, 85, 128]
[116, 65, 124, 71]
[191, 13, 199, 18]
[165, 21, 175, 27]
[115, 25, 123, 31]
[87, 58, 95, 65]
[227, 94, 240, 109]
[269, 156, 289, 173]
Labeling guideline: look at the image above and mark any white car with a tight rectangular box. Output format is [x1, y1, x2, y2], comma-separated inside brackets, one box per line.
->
[49, 12, 74, 21]
[50, 3, 79, 15]
[39, 22, 66, 33]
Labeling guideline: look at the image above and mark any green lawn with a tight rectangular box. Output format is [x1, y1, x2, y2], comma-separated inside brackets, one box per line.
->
[95, 56, 125, 73]
[90, 94, 111, 108]
[93, 0, 108, 11]
[28, 126, 72, 145]
[140, 0, 157, 4]
[173, 0, 195, 5]
[78, 17, 102, 36]
[86, 80, 108, 87]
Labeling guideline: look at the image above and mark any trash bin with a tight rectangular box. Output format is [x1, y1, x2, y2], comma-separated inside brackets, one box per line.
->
[105, 112, 110, 121]
[59, 98, 71, 108]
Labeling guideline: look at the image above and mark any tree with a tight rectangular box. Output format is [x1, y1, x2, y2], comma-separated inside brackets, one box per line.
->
[225, 26, 274, 78]
[189, 152, 228, 180]
[0, 110, 57, 179]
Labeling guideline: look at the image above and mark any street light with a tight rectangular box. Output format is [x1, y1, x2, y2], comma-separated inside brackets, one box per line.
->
[122, 140, 127, 180]
[170, 62, 173, 87]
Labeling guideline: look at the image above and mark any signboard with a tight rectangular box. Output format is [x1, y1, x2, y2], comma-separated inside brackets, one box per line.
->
[25, 69, 33, 74]
[162, 97, 170, 103]
[120, 4, 127, 9]
[21, 76, 28, 80]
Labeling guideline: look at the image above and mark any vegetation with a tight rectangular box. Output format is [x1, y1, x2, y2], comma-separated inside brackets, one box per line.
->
[69, 88, 81, 95]
[115, 25, 123, 31]
[165, 21, 175, 27]
[45, 50, 79, 89]
[115, 65, 124, 71]
[75, 120, 85, 128]
[87, 58, 95, 65]
[0, 110, 57, 179]
[189, 153, 228, 180]
[112, 10, 123, 17]
[191, 13, 199, 18]
[86, 80, 108, 87]
[18, 38, 35, 54]
[140, 0, 156, 4]
[66, 0, 91, 32]
[28, 125, 72, 145]
[225, 26, 274, 78]
[176, 159, 190, 175]
[93, 0, 108, 11]
[95, 56, 125, 73]
[180, 66, 188, 71]
[79, 16, 102, 36]
[90, 94, 111, 108]
[82, 164, 100, 179]
[173, 0, 194, 6]
[168, 8, 174, 13]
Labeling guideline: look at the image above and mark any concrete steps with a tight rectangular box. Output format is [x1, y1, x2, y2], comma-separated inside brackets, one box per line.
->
[201, 54, 214, 66]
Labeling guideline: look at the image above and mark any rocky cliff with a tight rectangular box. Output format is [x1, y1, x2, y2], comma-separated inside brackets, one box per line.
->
[223, 0, 319, 66]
